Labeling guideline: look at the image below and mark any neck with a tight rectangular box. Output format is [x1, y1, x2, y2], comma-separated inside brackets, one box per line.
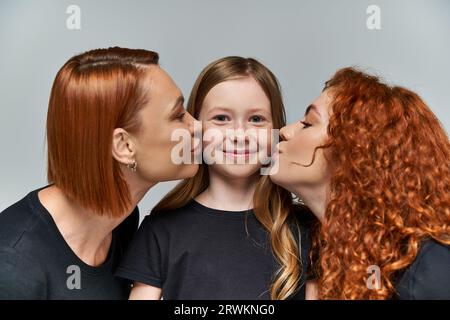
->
[195, 169, 259, 211]
[39, 179, 153, 266]
[294, 183, 329, 224]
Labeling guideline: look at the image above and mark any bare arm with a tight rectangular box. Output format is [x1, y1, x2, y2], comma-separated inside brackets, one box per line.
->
[305, 280, 319, 300]
[129, 282, 162, 300]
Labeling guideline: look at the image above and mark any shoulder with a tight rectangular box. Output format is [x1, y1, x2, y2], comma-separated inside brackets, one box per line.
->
[142, 202, 198, 231]
[0, 245, 47, 299]
[113, 206, 140, 253]
[120, 203, 195, 250]
[115, 206, 140, 237]
[0, 188, 43, 248]
[396, 239, 450, 299]
[288, 204, 318, 244]
[289, 204, 319, 281]
[290, 203, 318, 231]
[0, 187, 58, 299]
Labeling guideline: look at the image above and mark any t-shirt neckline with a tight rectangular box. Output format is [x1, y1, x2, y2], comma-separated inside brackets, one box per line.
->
[189, 199, 254, 220]
[27, 185, 116, 275]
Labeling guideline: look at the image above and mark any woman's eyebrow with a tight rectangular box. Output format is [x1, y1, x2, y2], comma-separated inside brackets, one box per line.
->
[169, 95, 185, 114]
[305, 104, 321, 117]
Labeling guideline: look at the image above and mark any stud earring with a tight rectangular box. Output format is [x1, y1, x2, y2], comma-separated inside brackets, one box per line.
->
[126, 160, 137, 172]
[294, 195, 305, 205]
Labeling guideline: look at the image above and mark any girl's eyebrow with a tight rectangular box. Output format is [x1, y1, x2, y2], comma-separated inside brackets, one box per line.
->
[208, 106, 232, 113]
[209, 106, 270, 114]
[246, 107, 271, 115]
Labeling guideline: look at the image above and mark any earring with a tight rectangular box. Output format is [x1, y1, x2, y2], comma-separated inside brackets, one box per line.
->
[294, 194, 305, 205]
[126, 160, 138, 172]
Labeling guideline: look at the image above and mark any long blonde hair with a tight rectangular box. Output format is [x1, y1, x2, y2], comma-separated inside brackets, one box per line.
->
[153, 56, 302, 299]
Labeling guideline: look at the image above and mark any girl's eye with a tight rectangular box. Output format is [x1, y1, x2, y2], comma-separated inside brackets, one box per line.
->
[249, 115, 264, 123]
[300, 121, 312, 128]
[213, 115, 229, 122]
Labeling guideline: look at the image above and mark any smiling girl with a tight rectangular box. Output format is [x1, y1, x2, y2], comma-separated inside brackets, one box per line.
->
[116, 56, 316, 300]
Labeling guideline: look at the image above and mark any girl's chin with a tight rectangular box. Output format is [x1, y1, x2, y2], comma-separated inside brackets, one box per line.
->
[211, 164, 261, 177]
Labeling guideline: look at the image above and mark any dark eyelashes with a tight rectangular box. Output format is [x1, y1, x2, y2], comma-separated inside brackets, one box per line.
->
[212, 115, 266, 122]
[176, 112, 186, 121]
[250, 115, 265, 122]
[300, 121, 312, 128]
[213, 115, 229, 121]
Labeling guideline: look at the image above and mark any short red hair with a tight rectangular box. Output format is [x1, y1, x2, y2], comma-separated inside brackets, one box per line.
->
[46, 47, 159, 217]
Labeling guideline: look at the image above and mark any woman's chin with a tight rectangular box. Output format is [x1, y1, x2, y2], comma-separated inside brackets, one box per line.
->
[267, 157, 281, 178]
[154, 163, 200, 182]
[268, 165, 284, 185]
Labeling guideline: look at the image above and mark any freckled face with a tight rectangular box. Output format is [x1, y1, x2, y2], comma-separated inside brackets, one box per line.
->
[198, 77, 273, 179]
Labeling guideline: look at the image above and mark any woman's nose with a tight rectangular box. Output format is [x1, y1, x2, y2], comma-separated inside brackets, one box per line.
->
[186, 112, 200, 136]
[279, 124, 292, 141]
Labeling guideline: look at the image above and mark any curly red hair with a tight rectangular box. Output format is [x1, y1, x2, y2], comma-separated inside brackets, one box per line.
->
[313, 67, 450, 299]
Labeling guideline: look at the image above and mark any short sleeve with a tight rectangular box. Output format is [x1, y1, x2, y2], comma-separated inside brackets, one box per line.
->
[0, 246, 47, 299]
[115, 215, 165, 288]
[396, 240, 450, 299]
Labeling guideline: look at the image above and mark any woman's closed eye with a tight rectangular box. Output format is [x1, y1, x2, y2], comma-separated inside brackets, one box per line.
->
[171, 104, 186, 122]
[176, 111, 186, 121]
[300, 121, 312, 128]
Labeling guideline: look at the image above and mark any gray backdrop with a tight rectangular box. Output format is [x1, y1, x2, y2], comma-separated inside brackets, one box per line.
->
[1, 0, 449, 220]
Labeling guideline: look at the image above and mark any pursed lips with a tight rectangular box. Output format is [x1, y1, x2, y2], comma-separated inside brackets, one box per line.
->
[191, 141, 202, 153]
[275, 142, 285, 154]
